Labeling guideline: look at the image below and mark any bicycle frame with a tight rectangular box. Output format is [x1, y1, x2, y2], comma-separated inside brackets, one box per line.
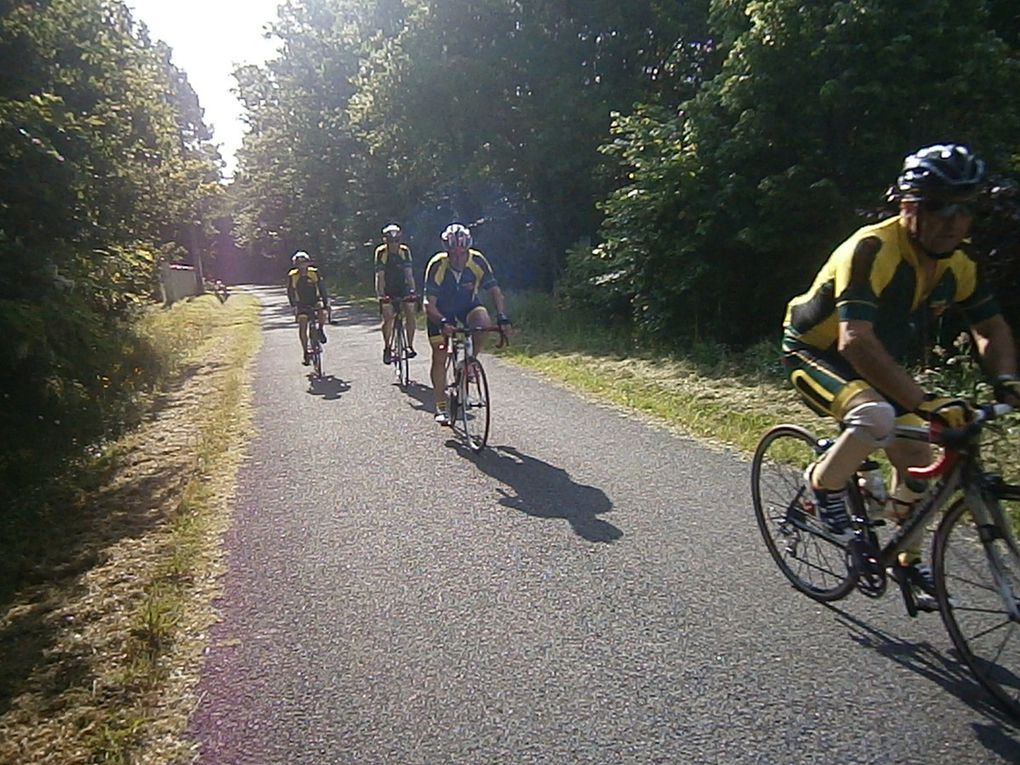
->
[858, 407, 1020, 619]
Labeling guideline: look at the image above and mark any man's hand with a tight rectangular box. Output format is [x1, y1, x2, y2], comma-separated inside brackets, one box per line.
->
[994, 374, 1020, 407]
[916, 395, 976, 429]
[441, 317, 455, 337]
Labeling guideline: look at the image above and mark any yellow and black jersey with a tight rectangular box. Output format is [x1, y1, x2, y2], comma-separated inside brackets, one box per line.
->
[423, 249, 498, 315]
[287, 266, 328, 308]
[374, 243, 413, 291]
[784, 216, 999, 359]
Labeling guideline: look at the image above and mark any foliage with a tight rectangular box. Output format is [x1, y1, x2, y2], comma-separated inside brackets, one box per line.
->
[570, 0, 1020, 347]
[230, 0, 711, 290]
[0, 0, 222, 496]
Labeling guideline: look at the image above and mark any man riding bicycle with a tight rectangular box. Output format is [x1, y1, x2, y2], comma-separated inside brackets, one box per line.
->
[782, 144, 1020, 608]
[423, 223, 511, 425]
[287, 250, 329, 366]
[375, 223, 418, 364]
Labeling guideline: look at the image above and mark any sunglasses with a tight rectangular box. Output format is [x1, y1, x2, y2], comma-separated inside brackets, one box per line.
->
[921, 199, 977, 218]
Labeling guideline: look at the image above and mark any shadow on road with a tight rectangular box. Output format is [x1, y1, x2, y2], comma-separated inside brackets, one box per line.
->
[828, 604, 1020, 748]
[307, 375, 351, 400]
[400, 381, 435, 414]
[458, 443, 622, 543]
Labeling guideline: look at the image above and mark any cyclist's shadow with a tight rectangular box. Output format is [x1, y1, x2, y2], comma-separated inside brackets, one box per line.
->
[466, 444, 622, 543]
[307, 375, 350, 400]
[400, 381, 434, 414]
[831, 604, 1020, 739]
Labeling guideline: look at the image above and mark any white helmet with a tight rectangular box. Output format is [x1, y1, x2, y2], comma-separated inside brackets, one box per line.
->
[382, 224, 402, 239]
[291, 250, 311, 265]
[441, 223, 472, 250]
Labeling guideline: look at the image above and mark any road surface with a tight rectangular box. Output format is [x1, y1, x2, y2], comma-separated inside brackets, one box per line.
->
[189, 287, 1020, 764]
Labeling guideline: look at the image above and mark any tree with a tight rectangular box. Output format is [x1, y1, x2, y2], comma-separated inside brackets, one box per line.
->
[580, 0, 1020, 346]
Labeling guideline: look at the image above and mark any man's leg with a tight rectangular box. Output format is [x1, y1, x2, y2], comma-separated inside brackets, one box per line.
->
[403, 300, 417, 353]
[811, 391, 892, 491]
[380, 302, 395, 362]
[317, 308, 328, 342]
[430, 337, 449, 423]
[466, 306, 491, 355]
[885, 433, 934, 563]
[297, 313, 310, 364]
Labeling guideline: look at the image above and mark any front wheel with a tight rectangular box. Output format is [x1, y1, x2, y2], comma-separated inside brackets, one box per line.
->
[933, 497, 1020, 718]
[751, 425, 857, 602]
[393, 320, 410, 387]
[457, 357, 490, 452]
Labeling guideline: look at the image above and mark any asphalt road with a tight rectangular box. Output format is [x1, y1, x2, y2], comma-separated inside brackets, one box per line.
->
[189, 287, 1020, 764]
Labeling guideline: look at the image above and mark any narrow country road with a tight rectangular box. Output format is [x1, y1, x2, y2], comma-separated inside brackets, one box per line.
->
[188, 287, 1020, 764]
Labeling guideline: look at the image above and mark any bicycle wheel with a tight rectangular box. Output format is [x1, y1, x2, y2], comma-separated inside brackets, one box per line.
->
[751, 425, 857, 602]
[933, 497, 1020, 717]
[393, 319, 410, 387]
[458, 357, 490, 452]
[310, 329, 323, 379]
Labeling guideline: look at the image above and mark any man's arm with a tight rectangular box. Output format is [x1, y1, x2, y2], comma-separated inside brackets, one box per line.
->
[488, 285, 508, 318]
[403, 264, 416, 293]
[839, 319, 926, 411]
[286, 276, 296, 306]
[971, 314, 1017, 378]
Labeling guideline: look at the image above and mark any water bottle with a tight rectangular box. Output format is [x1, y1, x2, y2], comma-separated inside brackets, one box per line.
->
[857, 460, 889, 519]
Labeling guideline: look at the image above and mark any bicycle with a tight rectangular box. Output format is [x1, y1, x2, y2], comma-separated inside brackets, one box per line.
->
[444, 325, 508, 453]
[751, 403, 1020, 716]
[381, 295, 417, 387]
[306, 310, 324, 379]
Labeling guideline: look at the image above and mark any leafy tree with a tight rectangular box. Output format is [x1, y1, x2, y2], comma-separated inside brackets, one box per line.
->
[581, 0, 1020, 346]
[0, 0, 221, 493]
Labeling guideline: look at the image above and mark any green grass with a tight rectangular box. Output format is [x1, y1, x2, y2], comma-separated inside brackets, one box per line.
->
[499, 290, 828, 454]
[0, 293, 262, 765]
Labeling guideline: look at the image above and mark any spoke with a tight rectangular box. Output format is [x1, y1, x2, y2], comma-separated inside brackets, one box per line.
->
[970, 623, 1019, 683]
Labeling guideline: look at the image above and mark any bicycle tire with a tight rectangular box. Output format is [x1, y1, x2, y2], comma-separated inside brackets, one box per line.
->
[310, 321, 323, 379]
[933, 497, 1020, 718]
[458, 357, 490, 452]
[394, 319, 410, 387]
[751, 425, 857, 602]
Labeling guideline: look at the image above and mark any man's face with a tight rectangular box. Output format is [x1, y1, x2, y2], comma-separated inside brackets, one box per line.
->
[296, 259, 310, 271]
[904, 198, 975, 256]
[385, 236, 401, 251]
[448, 245, 469, 269]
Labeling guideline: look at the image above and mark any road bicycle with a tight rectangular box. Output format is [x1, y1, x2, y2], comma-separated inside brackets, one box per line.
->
[381, 295, 417, 387]
[306, 310, 324, 379]
[444, 325, 508, 453]
[751, 403, 1020, 717]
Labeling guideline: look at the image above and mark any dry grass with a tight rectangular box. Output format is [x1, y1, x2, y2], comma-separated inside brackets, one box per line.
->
[504, 349, 830, 454]
[0, 293, 261, 765]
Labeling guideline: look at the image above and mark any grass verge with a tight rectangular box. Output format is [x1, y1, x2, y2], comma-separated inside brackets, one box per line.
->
[0, 293, 261, 765]
[498, 291, 829, 454]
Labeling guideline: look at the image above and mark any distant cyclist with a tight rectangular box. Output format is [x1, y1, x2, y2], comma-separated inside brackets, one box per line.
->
[286, 250, 329, 366]
[375, 223, 417, 364]
[423, 223, 511, 425]
[782, 144, 1019, 608]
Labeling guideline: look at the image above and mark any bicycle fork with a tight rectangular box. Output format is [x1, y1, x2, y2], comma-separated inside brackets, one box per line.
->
[969, 484, 1020, 622]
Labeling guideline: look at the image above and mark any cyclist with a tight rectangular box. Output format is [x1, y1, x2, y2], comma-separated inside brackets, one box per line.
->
[375, 223, 418, 364]
[423, 223, 511, 425]
[782, 144, 1020, 608]
[286, 250, 329, 366]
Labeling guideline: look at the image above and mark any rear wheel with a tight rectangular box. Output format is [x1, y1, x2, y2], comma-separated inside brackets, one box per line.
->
[933, 497, 1020, 718]
[751, 425, 856, 602]
[458, 357, 490, 452]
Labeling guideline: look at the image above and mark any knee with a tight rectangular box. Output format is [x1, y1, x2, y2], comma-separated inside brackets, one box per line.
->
[842, 401, 896, 448]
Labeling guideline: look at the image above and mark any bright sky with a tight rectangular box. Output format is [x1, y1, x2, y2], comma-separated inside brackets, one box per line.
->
[127, 0, 282, 177]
